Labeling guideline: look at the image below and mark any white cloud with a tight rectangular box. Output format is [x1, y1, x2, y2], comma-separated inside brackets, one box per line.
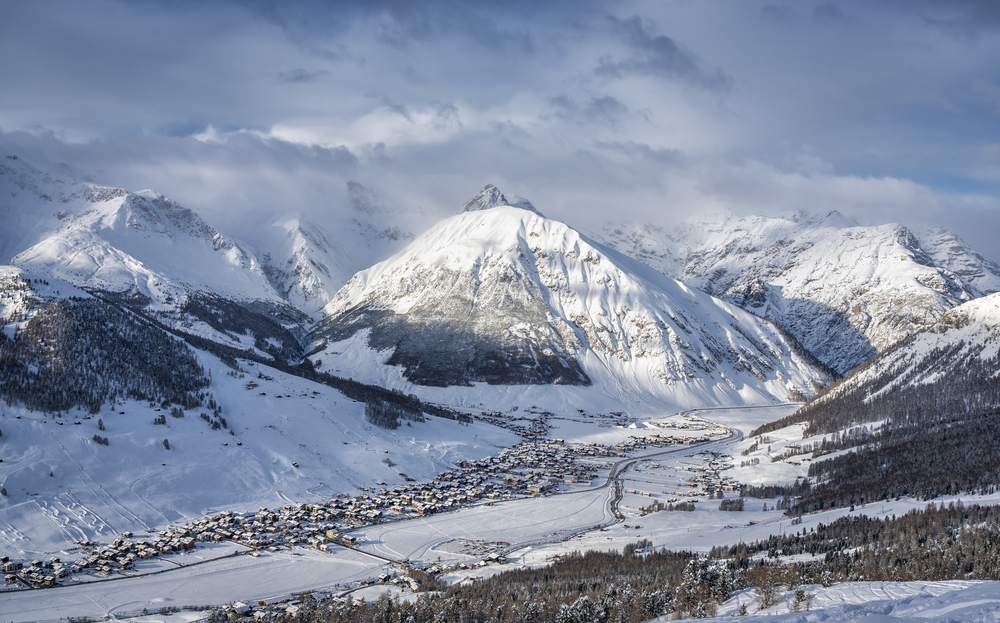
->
[1, 0, 999, 261]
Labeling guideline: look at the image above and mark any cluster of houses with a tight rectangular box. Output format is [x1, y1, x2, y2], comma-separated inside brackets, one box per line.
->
[450, 440, 604, 494]
[3, 531, 195, 587]
[1, 416, 731, 592]
[3, 558, 58, 588]
[221, 592, 329, 620]
[677, 453, 739, 497]
[472, 410, 553, 441]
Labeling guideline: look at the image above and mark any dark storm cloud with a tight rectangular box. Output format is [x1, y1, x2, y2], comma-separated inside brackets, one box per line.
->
[490, 120, 532, 140]
[584, 96, 629, 126]
[812, 4, 851, 23]
[370, 95, 414, 122]
[543, 95, 632, 127]
[884, 0, 1000, 36]
[228, 0, 545, 53]
[545, 95, 579, 121]
[275, 69, 331, 83]
[428, 102, 462, 130]
[597, 16, 731, 90]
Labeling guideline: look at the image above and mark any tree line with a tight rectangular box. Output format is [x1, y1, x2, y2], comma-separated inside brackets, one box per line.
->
[710, 501, 1000, 583]
[207, 501, 1000, 622]
[742, 322, 1000, 513]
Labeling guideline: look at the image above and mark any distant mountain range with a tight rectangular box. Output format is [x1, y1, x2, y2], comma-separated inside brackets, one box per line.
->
[587, 211, 1000, 374]
[3, 154, 999, 409]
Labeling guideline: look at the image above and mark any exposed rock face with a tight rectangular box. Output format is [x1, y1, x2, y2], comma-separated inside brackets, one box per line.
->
[462, 184, 541, 215]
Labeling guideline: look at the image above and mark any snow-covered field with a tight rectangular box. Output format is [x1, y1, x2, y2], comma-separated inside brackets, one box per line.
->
[0, 404, 771, 618]
[352, 484, 615, 564]
[667, 580, 1000, 622]
[0, 349, 518, 560]
[0, 546, 388, 622]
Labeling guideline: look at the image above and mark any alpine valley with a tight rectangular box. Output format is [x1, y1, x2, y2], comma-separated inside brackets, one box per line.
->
[3, 156, 1000, 621]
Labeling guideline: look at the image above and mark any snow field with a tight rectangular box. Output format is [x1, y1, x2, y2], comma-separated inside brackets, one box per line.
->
[0, 349, 518, 560]
[7, 396, 1000, 619]
[0, 545, 388, 622]
[664, 580, 1000, 621]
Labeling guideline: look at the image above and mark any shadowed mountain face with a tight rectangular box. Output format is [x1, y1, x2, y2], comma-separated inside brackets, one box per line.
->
[310, 244, 590, 387]
[316, 304, 590, 387]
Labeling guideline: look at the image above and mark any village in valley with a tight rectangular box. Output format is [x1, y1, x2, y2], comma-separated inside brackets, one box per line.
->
[0, 406, 737, 598]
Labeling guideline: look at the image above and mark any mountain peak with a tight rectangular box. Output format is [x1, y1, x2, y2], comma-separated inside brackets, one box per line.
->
[461, 184, 541, 216]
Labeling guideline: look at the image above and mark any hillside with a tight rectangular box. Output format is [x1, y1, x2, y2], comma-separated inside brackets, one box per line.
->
[309, 190, 829, 411]
[0, 155, 311, 361]
[750, 292, 1000, 511]
[589, 211, 1000, 374]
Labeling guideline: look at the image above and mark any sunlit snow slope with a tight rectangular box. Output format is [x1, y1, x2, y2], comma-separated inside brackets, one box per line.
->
[310, 195, 829, 411]
[590, 211, 1000, 374]
[0, 155, 282, 308]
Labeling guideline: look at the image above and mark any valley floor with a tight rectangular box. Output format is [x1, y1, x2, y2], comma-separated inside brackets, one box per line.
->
[4, 395, 1000, 621]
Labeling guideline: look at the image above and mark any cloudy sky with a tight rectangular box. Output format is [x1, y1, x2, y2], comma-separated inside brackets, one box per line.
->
[2, 0, 1000, 258]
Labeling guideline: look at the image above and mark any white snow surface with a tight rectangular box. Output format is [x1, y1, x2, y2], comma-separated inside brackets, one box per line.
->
[809, 291, 1000, 408]
[588, 210, 1000, 374]
[6, 403, 1000, 620]
[313, 206, 828, 413]
[0, 350, 518, 561]
[246, 182, 419, 317]
[0, 156, 283, 310]
[0, 158, 427, 322]
[656, 580, 1000, 622]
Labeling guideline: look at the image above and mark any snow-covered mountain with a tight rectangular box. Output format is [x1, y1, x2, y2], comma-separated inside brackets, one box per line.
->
[252, 183, 417, 317]
[806, 291, 1000, 417]
[588, 211, 1000, 375]
[918, 226, 1000, 295]
[308, 188, 829, 409]
[0, 155, 320, 360]
[462, 183, 540, 215]
[0, 155, 281, 308]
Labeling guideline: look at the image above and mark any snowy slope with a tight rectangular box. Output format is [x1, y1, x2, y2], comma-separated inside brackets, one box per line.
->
[806, 291, 1000, 411]
[589, 211, 1000, 374]
[918, 225, 1000, 295]
[252, 184, 416, 317]
[0, 345, 518, 561]
[681, 581, 1000, 621]
[0, 155, 287, 309]
[0, 155, 320, 358]
[309, 191, 829, 411]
